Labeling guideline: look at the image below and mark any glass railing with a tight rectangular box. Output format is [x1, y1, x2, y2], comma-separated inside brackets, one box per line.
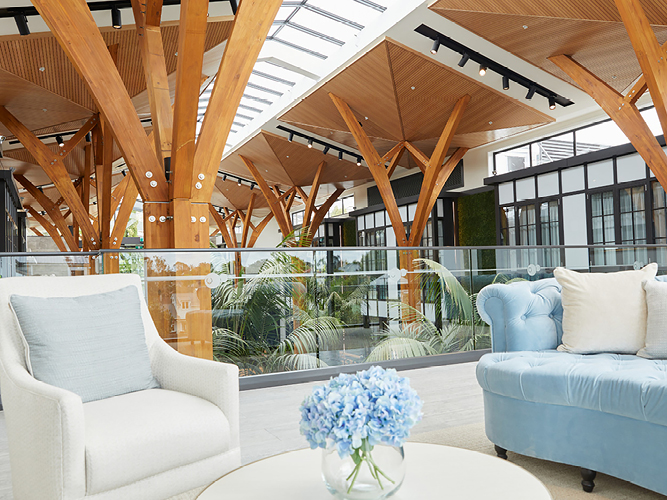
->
[2, 244, 666, 377]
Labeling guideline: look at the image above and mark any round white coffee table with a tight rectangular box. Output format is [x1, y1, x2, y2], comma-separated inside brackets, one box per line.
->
[198, 442, 552, 499]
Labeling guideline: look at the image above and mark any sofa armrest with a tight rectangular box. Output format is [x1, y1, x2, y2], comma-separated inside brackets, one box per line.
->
[476, 278, 563, 352]
[0, 360, 85, 500]
[150, 339, 240, 449]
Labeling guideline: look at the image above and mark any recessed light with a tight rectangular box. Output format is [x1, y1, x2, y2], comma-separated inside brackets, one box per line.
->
[39, 66, 45, 72]
[411, 86, 415, 90]
[489, 121, 493, 125]
[522, 25, 528, 29]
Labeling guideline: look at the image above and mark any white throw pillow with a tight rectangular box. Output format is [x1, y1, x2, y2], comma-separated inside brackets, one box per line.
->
[554, 263, 658, 354]
[638, 280, 667, 359]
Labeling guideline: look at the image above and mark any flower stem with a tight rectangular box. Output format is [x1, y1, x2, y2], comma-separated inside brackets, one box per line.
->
[345, 441, 395, 493]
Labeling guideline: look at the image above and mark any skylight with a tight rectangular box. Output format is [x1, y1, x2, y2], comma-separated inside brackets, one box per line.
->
[197, 0, 396, 152]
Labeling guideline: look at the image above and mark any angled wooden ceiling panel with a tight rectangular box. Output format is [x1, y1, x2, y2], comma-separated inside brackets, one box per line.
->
[281, 43, 403, 142]
[0, 68, 92, 137]
[220, 133, 295, 186]
[262, 132, 372, 187]
[387, 42, 553, 141]
[429, 0, 667, 24]
[0, 20, 233, 112]
[213, 177, 270, 212]
[282, 39, 553, 155]
[436, 10, 667, 92]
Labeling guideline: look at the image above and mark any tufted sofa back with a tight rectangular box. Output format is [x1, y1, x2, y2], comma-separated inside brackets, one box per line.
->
[477, 274, 667, 352]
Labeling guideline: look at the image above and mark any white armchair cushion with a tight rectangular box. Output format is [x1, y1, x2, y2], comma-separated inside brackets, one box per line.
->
[83, 388, 230, 495]
[10, 286, 159, 403]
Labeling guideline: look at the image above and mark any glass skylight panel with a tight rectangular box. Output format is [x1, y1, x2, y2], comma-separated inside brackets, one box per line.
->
[275, 6, 298, 21]
[307, 0, 382, 21]
[275, 26, 340, 57]
[250, 72, 294, 92]
[290, 8, 360, 40]
[253, 62, 298, 84]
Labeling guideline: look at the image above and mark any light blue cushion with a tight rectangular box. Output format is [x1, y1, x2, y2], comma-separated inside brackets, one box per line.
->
[477, 351, 667, 427]
[10, 286, 159, 403]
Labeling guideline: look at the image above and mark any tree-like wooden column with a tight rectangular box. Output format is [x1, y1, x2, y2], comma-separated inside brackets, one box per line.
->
[549, 0, 667, 191]
[329, 93, 469, 314]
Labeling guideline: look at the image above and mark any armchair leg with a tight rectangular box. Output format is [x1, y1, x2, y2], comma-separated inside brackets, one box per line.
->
[581, 468, 596, 493]
[494, 445, 508, 460]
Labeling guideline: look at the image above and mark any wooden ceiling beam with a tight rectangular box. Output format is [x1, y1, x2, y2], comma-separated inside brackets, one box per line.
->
[248, 212, 274, 248]
[110, 177, 140, 249]
[31, 0, 168, 202]
[409, 95, 470, 246]
[171, 0, 209, 199]
[194, 0, 283, 203]
[26, 206, 67, 252]
[304, 161, 325, 226]
[82, 144, 92, 250]
[329, 92, 408, 246]
[241, 192, 256, 248]
[615, 0, 667, 138]
[131, 0, 173, 166]
[209, 204, 235, 248]
[30, 227, 44, 237]
[0, 106, 99, 248]
[306, 188, 344, 245]
[241, 155, 293, 236]
[100, 123, 114, 249]
[550, 54, 667, 190]
[110, 174, 131, 216]
[17, 175, 78, 252]
[386, 145, 405, 179]
[59, 115, 99, 159]
[381, 141, 407, 163]
[294, 186, 309, 205]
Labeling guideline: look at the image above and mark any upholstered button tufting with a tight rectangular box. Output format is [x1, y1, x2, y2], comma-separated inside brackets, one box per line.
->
[521, 315, 527, 320]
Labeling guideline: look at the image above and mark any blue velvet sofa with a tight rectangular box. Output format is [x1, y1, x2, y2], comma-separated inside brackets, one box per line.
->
[476, 277, 667, 495]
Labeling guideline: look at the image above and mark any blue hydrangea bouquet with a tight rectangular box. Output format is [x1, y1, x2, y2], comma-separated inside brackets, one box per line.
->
[299, 366, 423, 496]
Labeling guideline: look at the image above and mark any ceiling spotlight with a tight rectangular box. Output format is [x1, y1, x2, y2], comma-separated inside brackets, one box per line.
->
[502, 75, 510, 91]
[356, 157, 362, 166]
[14, 14, 29, 36]
[307, 138, 313, 148]
[237, 178, 242, 187]
[338, 151, 343, 161]
[56, 135, 65, 147]
[323, 146, 330, 155]
[121, 170, 126, 177]
[250, 183, 255, 191]
[479, 64, 487, 76]
[457, 53, 470, 67]
[111, 6, 122, 29]
[288, 132, 294, 142]
[526, 85, 536, 100]
[430, 39, 440, 55]
[222, 174, 227, 181]
[549, 95, 556, 110]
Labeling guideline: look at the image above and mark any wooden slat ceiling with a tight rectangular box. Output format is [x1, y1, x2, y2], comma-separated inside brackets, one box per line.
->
[0, 20, 233, 111]
[219, 130, 373, 190]
[429, 1, 667, 93]
[211, 177, 271, 216]
[280, 39, 554, 163]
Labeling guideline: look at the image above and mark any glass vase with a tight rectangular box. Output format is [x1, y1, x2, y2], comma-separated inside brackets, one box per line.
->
[321, 444, 405, 500]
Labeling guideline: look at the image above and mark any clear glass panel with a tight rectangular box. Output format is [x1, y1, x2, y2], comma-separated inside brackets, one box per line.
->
[604, 215, 616, 243]
[653, 181, 666, 209]
[592, 216, 603, 244]
[576, 121, 630, 154]
[495, 145, 530, 174]
[634, 211, 646, 241]
[620, 188, 631, 213]
[621, 213, 633, 242]
[591, 193, 602, 217]
[632, 186, 645, 211]
[532, 132, 574, 166]
[603, 191, 614, 215]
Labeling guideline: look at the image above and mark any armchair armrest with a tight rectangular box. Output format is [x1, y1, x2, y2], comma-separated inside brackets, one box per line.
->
[150, 340, 240, 449]
[476, 278, 563, 352]
[0, 361, 85, 500]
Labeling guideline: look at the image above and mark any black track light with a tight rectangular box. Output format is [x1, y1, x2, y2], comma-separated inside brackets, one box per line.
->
[526, 85, 536, 100]
[457, 53, 469, 67]
[338, 151, 343, 161]
[250, 183, 255, 191]
[56, 135, 65, 148]
[288, 132, 294, 142]
[237, 178, 242, 187]
[430, 39, 440, 55]
[307, 138, 313, 149]
[121, 170, 126, 177]
[222, 174, 227, 181]
[356, 157, 362, 166]
[14, 14, 29, 36]
[478, 64, 487, 77]
[111, 6, 122, 29]
[322, 146, 330, 155]
[502, 75, 510, 91]
[549, 95, 556, 110]
[85, 132, 92, 143]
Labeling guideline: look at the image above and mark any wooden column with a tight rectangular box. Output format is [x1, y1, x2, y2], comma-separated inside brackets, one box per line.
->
[329, 93, 469, 313]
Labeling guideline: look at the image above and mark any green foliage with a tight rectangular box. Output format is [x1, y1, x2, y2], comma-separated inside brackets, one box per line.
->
[457, 190, 496, 269]
[342, 219, 357, 246]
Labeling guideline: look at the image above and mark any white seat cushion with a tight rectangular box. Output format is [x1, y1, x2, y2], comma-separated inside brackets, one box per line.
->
[83, 388, 230, 495]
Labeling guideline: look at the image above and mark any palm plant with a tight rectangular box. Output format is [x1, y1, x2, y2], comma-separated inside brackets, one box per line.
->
[210, 250, 345, 374]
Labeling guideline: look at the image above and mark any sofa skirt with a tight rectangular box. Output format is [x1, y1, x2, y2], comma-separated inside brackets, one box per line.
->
[483, 391, 667, 496]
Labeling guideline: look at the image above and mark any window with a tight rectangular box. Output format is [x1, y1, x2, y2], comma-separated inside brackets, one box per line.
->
[540, 201, 560, 267]
[517, 205, 536, 245]
[620, 186, 647, 265]
[653, 182, 667, 244]
[591, 191, 616, 265]
[500, 207, 515, 246]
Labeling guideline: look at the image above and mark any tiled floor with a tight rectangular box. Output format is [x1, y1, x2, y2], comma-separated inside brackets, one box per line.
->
[0, 362, 483, 499]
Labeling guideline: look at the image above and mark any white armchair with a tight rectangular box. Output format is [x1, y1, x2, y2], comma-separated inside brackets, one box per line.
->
[0, 274, 241, 500]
